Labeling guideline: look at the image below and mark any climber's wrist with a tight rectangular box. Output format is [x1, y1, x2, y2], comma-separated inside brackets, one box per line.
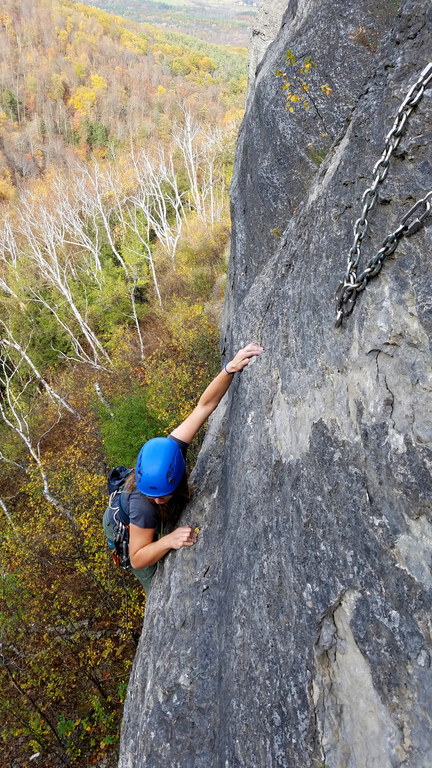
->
[224, 363, 235, 375]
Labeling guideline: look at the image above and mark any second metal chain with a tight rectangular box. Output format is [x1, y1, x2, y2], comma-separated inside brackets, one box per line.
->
[335, 62, 432, 327]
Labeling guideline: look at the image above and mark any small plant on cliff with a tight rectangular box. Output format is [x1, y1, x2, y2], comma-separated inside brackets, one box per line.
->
[349, 24, 378, 51]
[276, 49, 332, 126]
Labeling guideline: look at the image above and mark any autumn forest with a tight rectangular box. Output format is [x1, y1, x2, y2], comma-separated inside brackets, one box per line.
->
[0, 0, 248, 764]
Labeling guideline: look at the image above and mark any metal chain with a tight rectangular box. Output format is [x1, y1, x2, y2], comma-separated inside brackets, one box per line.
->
[335, 62, 432, 327]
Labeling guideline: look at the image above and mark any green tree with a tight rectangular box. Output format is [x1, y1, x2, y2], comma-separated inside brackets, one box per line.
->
[2, 89, 20, 121]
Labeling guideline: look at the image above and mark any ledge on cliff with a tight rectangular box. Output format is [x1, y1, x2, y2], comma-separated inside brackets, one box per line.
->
[119, 1, 432, 766]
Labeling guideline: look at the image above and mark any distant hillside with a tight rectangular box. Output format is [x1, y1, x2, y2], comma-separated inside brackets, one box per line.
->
[78, 0, 258, 46]
[0, 0, 247, 198]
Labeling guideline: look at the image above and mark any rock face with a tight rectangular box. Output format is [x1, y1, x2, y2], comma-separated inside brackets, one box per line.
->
[247, 0, 289, 88]
[119, 1, 432, 766]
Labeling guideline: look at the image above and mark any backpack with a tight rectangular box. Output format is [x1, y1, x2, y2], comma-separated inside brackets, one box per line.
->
[107, 466, 132, 571]
[108, 465, 132, 494]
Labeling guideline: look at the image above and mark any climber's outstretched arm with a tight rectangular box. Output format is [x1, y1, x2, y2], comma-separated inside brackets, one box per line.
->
[170, 342, 264, 445]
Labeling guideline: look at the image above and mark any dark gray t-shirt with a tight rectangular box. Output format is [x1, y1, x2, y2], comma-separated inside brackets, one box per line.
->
[112, 436, 188, 533]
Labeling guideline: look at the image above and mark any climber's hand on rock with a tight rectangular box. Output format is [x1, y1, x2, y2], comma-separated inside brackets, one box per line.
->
[227, 342, 264, 373]
[168, 526, 197, 551]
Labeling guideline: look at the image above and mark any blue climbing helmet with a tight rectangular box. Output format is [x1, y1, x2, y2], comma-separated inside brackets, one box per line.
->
[135, 437, 186, 497]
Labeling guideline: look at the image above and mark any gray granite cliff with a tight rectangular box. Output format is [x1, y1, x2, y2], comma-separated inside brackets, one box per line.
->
[248, 0, 289, 89]
[119, 1, 432, 766]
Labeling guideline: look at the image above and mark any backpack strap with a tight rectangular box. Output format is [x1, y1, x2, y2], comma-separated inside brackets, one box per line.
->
[108, 489, 129, 525]
[117, 491, 130, 526]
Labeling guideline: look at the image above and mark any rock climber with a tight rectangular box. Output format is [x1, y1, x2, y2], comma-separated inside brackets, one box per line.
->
[103, 342, 264, 592]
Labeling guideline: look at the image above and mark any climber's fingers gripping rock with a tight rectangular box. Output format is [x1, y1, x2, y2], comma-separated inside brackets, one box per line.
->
[168, 526, 198, 551]
[229, 343, 264, 372]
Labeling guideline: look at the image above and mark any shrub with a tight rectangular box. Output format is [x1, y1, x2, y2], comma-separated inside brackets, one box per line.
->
[97, 386, 165, 467]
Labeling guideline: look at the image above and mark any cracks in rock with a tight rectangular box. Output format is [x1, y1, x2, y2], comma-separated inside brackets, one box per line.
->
[383, 375, 395, 423]
[405, 18, 427, 42]
[364, 482, 373, 508]
[369, 348, 396, 428]
[368, 341, 422, 441]
[312, 590, 404, 768]
[254, 291, 276, 346]
[201, 565, 211, 594]
[378, 352, 395, 427]
[310, 695, 324, 767]
[333, 201, 353, 221]
[312, 596, 347, 767]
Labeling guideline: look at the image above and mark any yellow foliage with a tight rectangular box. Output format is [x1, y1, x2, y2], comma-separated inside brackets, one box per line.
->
[119, 29, 148, 55]
[0, 11, 13, 32]
[57, 28, 69, 44]
[278, 50, 331, 116]
[0, 170, 15, 202]
[48, 72, 68, 101]
[177, 217, 229, 274]
[145, 300, 219, 432]
[223, 107, 244, 125]
[69, 86, 96, 116]
[24, 74, 38, 95]
[198, 55, 216, 73]
[90, 74, 108, 92]
[73, 60, 88, 80]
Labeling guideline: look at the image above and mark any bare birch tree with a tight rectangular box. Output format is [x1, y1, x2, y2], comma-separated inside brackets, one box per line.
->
[69, 162, 161, 354]
[0, 352, 75, 524]
[172, 110, 226, 225]
[9, 193, 112, 368]
[0, 496, 17, 531]
[172, 109, 204, 221]
[0, 321, 79, 417]
[51, 174, 104, 287]
[201, 125, 225, 225]
[129, 145, 186, 267]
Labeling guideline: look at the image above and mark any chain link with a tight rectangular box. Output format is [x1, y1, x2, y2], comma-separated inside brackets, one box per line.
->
[335, 62, 432, 327]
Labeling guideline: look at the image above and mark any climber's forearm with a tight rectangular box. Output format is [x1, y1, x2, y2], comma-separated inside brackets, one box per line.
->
[170, 369, 234, 443]
[197, 367, 235, 410]
[130, 536, 172, 569]
[129, 526, 196, 569]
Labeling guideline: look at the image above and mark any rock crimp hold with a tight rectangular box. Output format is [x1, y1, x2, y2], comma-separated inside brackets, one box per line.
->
[119, 1, 432, 766]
